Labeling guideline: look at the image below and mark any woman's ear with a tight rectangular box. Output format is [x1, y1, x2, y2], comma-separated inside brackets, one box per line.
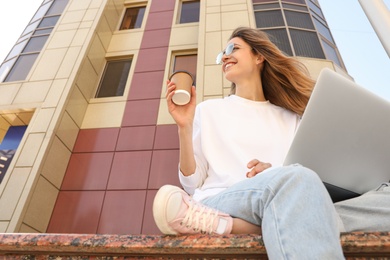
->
[256, 55, 265, 65]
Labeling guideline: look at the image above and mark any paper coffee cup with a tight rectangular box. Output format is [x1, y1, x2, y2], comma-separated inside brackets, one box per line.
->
[169, 71, 194, 105]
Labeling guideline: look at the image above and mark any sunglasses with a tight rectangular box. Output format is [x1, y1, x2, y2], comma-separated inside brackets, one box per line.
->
[216, 43, 235, 65]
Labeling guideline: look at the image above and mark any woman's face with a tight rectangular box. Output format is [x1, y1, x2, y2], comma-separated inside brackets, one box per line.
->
[219, 37, 261, 84]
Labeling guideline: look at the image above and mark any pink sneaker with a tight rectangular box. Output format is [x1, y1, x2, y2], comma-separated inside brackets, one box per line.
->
[153, 185, 233, 235]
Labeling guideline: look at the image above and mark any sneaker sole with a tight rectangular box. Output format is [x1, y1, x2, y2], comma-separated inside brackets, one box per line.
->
[153, 185, 183, 235]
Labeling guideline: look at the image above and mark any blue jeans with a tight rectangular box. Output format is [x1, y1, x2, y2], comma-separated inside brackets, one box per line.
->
[201, 164, 345, 260]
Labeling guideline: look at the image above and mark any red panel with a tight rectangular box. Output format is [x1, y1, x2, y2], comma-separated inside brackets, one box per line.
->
[61, 152, 114, 190]
[116, 126, 155, 151]
[154, 124, 179, 150]
[47, 191, 105, 233]
[142, 190, 162, 234]
[121, 99, 160, 127]
[128, 71, 165, 100]
[148, 149, 181, 189]
[134, 47, 168, 73]
[141, 29, 171, 49]
[97, 190, 147, 234]
[107, 151, 152, 190]
[73, 128, 120, 153]
[148, 0, 175, 13]
[145, 11, 174, 31]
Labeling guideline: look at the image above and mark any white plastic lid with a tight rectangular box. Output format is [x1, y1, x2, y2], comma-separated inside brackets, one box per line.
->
[172, 90, 190, 105]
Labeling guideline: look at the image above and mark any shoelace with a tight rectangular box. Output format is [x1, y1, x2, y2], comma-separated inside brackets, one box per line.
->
[181, 200, 219, 234]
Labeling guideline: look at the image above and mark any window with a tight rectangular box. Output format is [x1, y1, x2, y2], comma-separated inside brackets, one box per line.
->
[120, 6, 146, 30]
[255, 10, 284, 28]
[95, 59, 132, 98]
[322, 40, 342, 67]
[264, 29, 293, 56]
[290, 29, 325, 58]
[179, 1, 200, 24]
[172, 54, 197, 84]
[4, 54, 39, 82]
[284, 10, 314, 30]
[22, 36, 49, 53]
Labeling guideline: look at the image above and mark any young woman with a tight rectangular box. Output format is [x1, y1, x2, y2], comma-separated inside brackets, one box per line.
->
[152, 27, 345, 259]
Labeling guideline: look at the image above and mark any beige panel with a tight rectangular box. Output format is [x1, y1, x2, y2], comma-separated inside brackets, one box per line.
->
[76, 59, 99, 99]
[2, 114, 26, 126]
[47, 30, 77, 49]
[16, 133, 45, 167]
[66, 86, 88, 128]
[56, 111, 80, 151]
[0, 83, 21, 106]
[42, 79, 67, 108]
[221, 11, 250, 30]
[13, 81, 52, 104]
[19, 224, 39, 233]
[223, 0, 247, 4]
[80, 21, 94, 29]
[207, 6, 221, 14]
[108, 31, 143, 53]
[83, 8, 100, 22]
[90, 0, 106, 9]
[41, 136, 71, 189]
[296, 57, 336, 80]
[23, 176, 59, 233]
[206, 13, 221, 32]
[156, 99, 175, 125]
[104, 0, 121, 32]
[61, 10, 87, 24]
[29, 108, 55, 133]
[67, 0, 92, 11]
[72, 28, 91, 47]
[0, 168, 30, 220]
[81, 101, 126, 129]
[97, 16, 113, 51]
[57, 22, 80, 31]
[88, 35, 106, 75]
[170, 26, 199, 46]
[204, 65, 223, 96]
[221, 4, 248, 12]
[205, 32, 222, 65]
[30, 49, 68, 81]
[0, 222, 8, 232]
[207, 0, 221, 7]
[56, 47, 83, 79]
[17, 112, 34, 125]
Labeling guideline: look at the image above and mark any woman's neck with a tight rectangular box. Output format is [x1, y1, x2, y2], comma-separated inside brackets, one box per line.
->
[235, 80, 266, 102]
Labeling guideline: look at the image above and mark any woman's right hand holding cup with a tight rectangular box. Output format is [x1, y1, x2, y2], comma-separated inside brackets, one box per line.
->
[166, 80, 196, 129]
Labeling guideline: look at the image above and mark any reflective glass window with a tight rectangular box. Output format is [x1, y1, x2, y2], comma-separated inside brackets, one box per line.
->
[38, 16, 60, 28]
[264, 29, 293, 56]
[22, 36, 49, 53]
[33, 28, 53, 36]
[173, 54, 197, 84]
[4, 54, 39, 82]
[46, 0, 69, 15]
[290, 29, 325, 58]
[322, 39, 342, 67]
[0, 58, 16, 82]
[255, 10, 284, 28]
[30, 3, 51, 23]
[253, 3, 280, 10]
[96, 59, 132, 98]
[313, 17, 334, 44]
[285, 10, 314, 30]
[120, 6, 146, 30]
[5, 40, 28, 61]
[179, 1, 200, 24]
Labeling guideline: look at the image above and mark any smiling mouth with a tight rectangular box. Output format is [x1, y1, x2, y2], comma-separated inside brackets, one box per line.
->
[224, 63, 235, 71]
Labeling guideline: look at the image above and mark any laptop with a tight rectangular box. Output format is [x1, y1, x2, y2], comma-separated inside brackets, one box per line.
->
[283, 68, 390, 203]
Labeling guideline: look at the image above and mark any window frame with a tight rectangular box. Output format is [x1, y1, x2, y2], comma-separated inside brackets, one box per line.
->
[119, 4, 147, 30]
[95, 58, 134, 99]
[177, 0, 200, 24]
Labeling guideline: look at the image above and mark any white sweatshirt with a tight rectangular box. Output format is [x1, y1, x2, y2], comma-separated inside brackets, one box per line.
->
[179, 95, 300, 201]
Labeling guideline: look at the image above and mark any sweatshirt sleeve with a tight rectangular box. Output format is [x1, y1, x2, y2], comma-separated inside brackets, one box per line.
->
[178, 105, 208, 195]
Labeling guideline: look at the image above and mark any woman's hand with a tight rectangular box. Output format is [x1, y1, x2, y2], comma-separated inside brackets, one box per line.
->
[246, 159, 272, 178]
[166, 80, 196, 128]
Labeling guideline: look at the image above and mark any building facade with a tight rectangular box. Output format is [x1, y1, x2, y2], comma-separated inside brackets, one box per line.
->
[0, 0, 349, 234]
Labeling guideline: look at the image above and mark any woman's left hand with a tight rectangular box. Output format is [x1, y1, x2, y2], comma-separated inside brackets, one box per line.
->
[246, 159, 272, 178]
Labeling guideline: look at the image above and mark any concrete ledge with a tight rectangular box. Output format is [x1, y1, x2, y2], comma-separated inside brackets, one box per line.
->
[0, 232, 389, 259]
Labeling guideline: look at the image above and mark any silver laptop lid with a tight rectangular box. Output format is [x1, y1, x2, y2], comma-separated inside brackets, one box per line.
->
[284, 68, 390, 195]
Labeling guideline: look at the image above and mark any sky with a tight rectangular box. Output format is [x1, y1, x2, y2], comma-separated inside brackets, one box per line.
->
[0, 0, 389, 101]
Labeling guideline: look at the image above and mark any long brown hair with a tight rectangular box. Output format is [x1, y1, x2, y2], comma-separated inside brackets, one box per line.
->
[229, 27, 314, 115]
